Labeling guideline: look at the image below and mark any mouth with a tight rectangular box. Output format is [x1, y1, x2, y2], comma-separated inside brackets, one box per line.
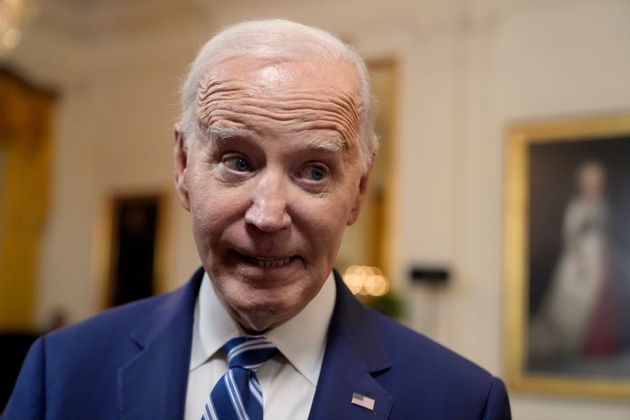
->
[233, 251, 297, 269]
[251, 256, 292, 268]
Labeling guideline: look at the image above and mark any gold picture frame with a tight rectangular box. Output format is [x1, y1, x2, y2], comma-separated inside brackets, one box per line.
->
[505, 113, 630, 398]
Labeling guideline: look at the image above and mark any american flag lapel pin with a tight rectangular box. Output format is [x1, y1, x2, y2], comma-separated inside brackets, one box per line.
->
[351, 392, 375, 411]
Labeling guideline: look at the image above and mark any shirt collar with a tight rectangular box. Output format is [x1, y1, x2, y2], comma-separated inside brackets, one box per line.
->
[190, 271, 336, 386]
[266, 272, 336, 385]
[189, 272, 241, 372]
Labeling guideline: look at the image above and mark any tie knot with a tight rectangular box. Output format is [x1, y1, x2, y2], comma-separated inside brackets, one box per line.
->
[224, 336, 278, 372]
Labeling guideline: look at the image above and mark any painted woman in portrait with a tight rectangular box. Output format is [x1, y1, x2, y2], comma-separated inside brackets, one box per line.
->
[529, 161, 616, 363]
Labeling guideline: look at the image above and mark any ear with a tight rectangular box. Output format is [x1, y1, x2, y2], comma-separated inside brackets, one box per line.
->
[346, 164, 373, 226]
[173, 125, 191, 211]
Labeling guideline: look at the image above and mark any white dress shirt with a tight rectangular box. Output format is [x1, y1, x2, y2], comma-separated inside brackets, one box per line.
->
[184, 272, 336, 420]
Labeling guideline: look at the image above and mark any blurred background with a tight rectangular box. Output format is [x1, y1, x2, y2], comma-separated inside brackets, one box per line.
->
[1, 0, 630, 418]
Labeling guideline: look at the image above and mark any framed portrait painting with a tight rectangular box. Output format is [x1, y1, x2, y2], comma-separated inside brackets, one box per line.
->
[505, 114, 630, 398]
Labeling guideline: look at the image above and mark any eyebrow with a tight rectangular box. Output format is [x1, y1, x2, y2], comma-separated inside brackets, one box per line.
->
[204, 124, 251, 142]
[202, 123, 345, 153]
[301, 136, 345, 153]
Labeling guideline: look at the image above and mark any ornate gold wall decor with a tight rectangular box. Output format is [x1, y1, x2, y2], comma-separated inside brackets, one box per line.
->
[0, 68, 55, 329]
[505, 113, 630, 398]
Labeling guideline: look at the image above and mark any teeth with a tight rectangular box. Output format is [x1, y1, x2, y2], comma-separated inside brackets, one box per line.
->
[254, 257, 291, 268]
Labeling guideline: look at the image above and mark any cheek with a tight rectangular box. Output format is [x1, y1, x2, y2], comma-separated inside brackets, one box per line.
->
[296, 195, 353, 250]
[188, 182, 248, 244]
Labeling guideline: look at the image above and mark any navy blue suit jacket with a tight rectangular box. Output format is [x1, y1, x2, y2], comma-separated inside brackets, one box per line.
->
[4, 269, 511, 419]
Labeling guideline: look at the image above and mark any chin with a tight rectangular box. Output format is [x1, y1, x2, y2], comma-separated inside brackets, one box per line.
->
[231, 300, 295, 333]
[218, 277, 311, 332]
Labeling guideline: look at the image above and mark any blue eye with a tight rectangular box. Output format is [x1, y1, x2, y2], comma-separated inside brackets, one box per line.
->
[224, 156, 252, 172]
[300, 164, 328, 182]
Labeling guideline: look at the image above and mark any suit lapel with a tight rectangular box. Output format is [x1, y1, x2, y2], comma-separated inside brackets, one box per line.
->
[308, 272, 393, 420]
[115, 269, 392, 419]
[118, 268, 204, 420]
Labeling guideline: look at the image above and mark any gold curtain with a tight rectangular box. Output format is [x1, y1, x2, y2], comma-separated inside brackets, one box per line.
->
[0, 69, 55, 330]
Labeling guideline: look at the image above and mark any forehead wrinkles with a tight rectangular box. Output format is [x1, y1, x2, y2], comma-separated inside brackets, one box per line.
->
[196, 78, 362, 146]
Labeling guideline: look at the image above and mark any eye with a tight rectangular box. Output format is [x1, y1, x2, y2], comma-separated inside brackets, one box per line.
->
[223, 155, 253, 172]
[297, 163, 328, 182]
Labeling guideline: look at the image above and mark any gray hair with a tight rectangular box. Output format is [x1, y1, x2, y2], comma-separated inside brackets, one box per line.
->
[179, 19, 377, 171]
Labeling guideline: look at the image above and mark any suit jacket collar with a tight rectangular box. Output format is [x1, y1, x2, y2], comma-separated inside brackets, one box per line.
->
[116, 268, 393, 419]
[308, 271, 393, 420]
[118, 267, 204, 420]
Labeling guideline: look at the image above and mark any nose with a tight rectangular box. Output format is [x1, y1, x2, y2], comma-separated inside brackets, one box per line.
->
[244, 170, 292, 232]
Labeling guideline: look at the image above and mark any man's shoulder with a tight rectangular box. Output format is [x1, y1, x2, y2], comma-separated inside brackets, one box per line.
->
[367, 308, 498, 388]
[44, 272, 201, 359]
[3, 275, 202, 419]
[332, 273, 498, 387]
[363, 309, 510, 418]
[38, 295, 157, 372]
[324, 287, 511, 419]
[50, 292, 172, 342]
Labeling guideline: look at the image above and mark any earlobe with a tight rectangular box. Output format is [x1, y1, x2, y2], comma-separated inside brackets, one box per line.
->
[173, 127, 191, 211]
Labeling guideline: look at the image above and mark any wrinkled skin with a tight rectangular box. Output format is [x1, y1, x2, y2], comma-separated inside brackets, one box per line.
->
[174, 57, 371, 332]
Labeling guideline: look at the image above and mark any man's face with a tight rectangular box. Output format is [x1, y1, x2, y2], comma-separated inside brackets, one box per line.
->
[174, 57, 370, 332]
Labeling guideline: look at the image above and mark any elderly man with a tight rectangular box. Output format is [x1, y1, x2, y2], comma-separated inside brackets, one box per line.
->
[4, 20, 511, 420]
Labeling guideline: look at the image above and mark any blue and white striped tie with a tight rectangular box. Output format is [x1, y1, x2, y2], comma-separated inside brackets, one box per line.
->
[203, 336, 278, 420]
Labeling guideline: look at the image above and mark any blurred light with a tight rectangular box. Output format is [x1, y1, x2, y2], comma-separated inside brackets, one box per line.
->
[343, 265, 390, 297]
[0, 0, 29, 55]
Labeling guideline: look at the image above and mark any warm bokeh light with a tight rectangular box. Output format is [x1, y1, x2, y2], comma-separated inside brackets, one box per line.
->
[0, 0, 28, 54]
[343, 265, 390, 297]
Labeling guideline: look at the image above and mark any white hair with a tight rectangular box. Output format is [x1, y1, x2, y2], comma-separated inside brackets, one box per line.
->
[179, 19, 377, 171]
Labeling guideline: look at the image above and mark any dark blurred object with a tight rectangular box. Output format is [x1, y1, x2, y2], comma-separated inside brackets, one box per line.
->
[44, 308, 67, 332]
[410, 266, 450, 285]
[0, 332, 39, 412]
[109, 196, 159, 307]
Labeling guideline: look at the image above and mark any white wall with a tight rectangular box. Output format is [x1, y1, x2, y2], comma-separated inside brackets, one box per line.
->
[5, 0, 630, 418]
